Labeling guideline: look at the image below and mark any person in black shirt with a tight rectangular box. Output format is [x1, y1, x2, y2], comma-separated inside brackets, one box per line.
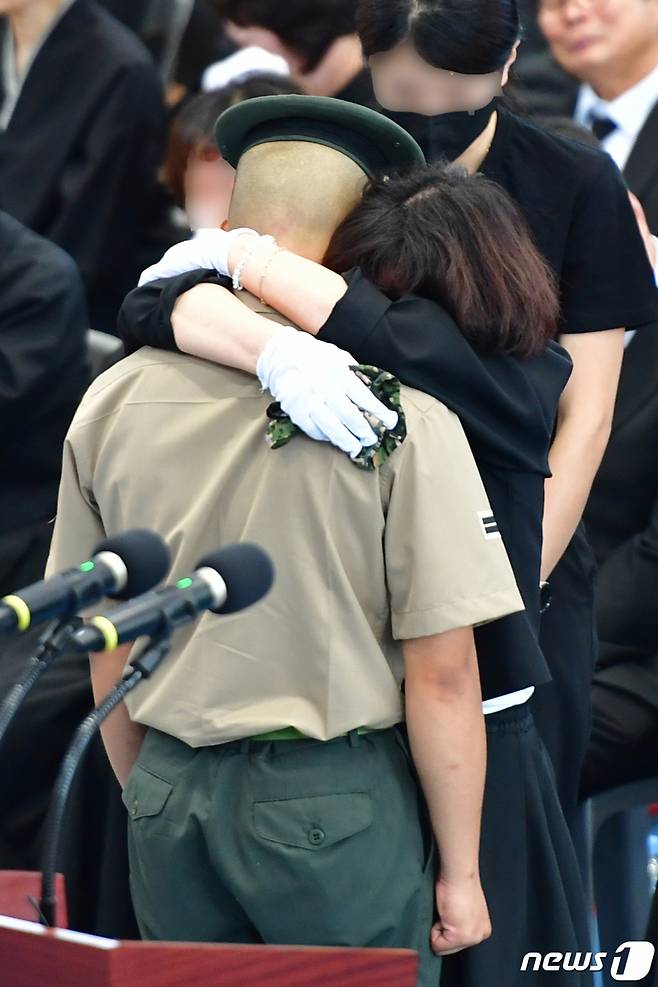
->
[215, 0, 378, 108]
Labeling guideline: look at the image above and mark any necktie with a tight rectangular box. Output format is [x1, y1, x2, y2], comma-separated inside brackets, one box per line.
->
[590, 115, 617, 141]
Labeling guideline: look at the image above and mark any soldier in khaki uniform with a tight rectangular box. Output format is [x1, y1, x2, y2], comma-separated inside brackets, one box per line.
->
[47, 97, 524, 984]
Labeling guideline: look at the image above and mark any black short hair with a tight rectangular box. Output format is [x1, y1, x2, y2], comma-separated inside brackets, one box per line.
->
[215, 0, 358, 73]
[358, 0, 520, 74]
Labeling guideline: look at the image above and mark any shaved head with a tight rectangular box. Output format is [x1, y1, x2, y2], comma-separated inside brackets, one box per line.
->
[228, 141, 368, 260]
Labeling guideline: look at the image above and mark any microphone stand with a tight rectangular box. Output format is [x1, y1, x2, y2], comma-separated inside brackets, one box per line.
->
[39, 633, 172, 928]
[0, 618, 82, 748]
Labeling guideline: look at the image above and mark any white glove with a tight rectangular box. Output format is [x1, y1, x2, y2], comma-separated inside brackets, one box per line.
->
[138, 227, 258, 286]
[257, 327, 398, 457]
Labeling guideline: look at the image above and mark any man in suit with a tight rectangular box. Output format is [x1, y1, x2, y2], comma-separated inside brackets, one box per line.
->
[538, 0, 658, 232]
[537, 0, 658, 791]
[579, 321, 658, 800]
[577, 294, 658, 986]
[0, 212, 123, 937]
[0, 210, 89, 594]
[0, 0, 170, 330]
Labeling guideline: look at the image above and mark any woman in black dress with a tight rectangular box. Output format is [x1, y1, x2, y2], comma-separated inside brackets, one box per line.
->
[355, 0, 658, 831]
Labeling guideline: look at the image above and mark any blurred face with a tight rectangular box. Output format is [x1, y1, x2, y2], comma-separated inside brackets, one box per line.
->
[184, 145, 236, 231]
[538, 0, 658, 83]
[368, 40, 514, 115]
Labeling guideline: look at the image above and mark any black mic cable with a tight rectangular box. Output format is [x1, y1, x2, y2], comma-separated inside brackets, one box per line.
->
[39, 635, 171, 927]
[0, 620, 81, 751]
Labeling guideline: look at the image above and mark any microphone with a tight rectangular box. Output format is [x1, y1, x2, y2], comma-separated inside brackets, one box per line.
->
[69, 542, 274, 653]
[0, 529, 171, 634]
[0, 530, 170, 750]
[39, 541, 274, 927]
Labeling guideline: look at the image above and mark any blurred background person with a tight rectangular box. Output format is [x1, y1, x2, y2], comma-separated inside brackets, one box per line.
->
[0, 211, 119, 938]
[580, 327, 658, 802]
[535, 2, 658, 807]
[173, 0, 233, 98]
[578, 218, 658, 987]
[99, 0, 235, 103]
[539, 0, 658, 233]
[215, 0, 378, 107]
[0, 0, 171, 331]
[0, 210, 88, 599]
[511, 0, 579, 114]
[164, 74, 299, 232]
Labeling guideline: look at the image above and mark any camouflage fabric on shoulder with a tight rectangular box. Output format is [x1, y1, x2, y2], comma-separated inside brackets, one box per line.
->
[265, 365, 407, 471]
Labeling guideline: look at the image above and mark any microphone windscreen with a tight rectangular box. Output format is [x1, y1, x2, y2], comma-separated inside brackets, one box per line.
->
[93, 530, 171, 599]
[198, 543, 274, 614]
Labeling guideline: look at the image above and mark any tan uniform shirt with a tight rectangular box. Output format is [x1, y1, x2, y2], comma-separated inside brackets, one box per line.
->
[47, 297, 524, 746]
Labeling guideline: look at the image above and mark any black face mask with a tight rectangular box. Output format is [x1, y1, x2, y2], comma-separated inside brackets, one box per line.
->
[384, 98, 497, 163]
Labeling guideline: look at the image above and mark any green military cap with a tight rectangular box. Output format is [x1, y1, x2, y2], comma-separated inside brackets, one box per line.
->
[215, 94, 425, 178]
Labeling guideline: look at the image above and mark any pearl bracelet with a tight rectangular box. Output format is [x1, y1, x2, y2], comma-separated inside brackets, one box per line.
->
[232, 234, 276, 292]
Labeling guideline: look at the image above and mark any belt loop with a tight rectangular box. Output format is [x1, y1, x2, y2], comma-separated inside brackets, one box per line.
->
[347, 729, 361, 748]
[239, 738, 251, 754]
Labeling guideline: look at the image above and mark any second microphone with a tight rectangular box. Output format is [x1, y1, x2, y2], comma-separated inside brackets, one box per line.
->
[68, 543, 274, 653]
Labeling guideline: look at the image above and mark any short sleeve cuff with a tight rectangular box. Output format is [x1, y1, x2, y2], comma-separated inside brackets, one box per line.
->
[561, 303, 658, 334]
[318, 269, 392, 352]
[392, 587, 524, 640]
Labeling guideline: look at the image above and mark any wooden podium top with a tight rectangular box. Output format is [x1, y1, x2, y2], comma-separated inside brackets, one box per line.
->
[0, 916, 419, 987]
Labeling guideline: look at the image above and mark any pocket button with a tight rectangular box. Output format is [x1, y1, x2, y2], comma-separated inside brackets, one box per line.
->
[309, 827, 325, 846]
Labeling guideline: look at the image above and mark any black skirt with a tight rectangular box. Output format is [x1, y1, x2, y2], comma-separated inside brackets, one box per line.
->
[441, 703, 593, 987]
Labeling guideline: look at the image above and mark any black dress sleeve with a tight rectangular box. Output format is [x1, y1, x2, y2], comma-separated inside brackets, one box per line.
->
[319, 269, 572, 473]
[560, 155, 658, 334]
[118, 270, 232, 355]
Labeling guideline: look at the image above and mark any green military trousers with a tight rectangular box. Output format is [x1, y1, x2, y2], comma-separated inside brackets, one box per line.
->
[122, 725, 441, 986]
